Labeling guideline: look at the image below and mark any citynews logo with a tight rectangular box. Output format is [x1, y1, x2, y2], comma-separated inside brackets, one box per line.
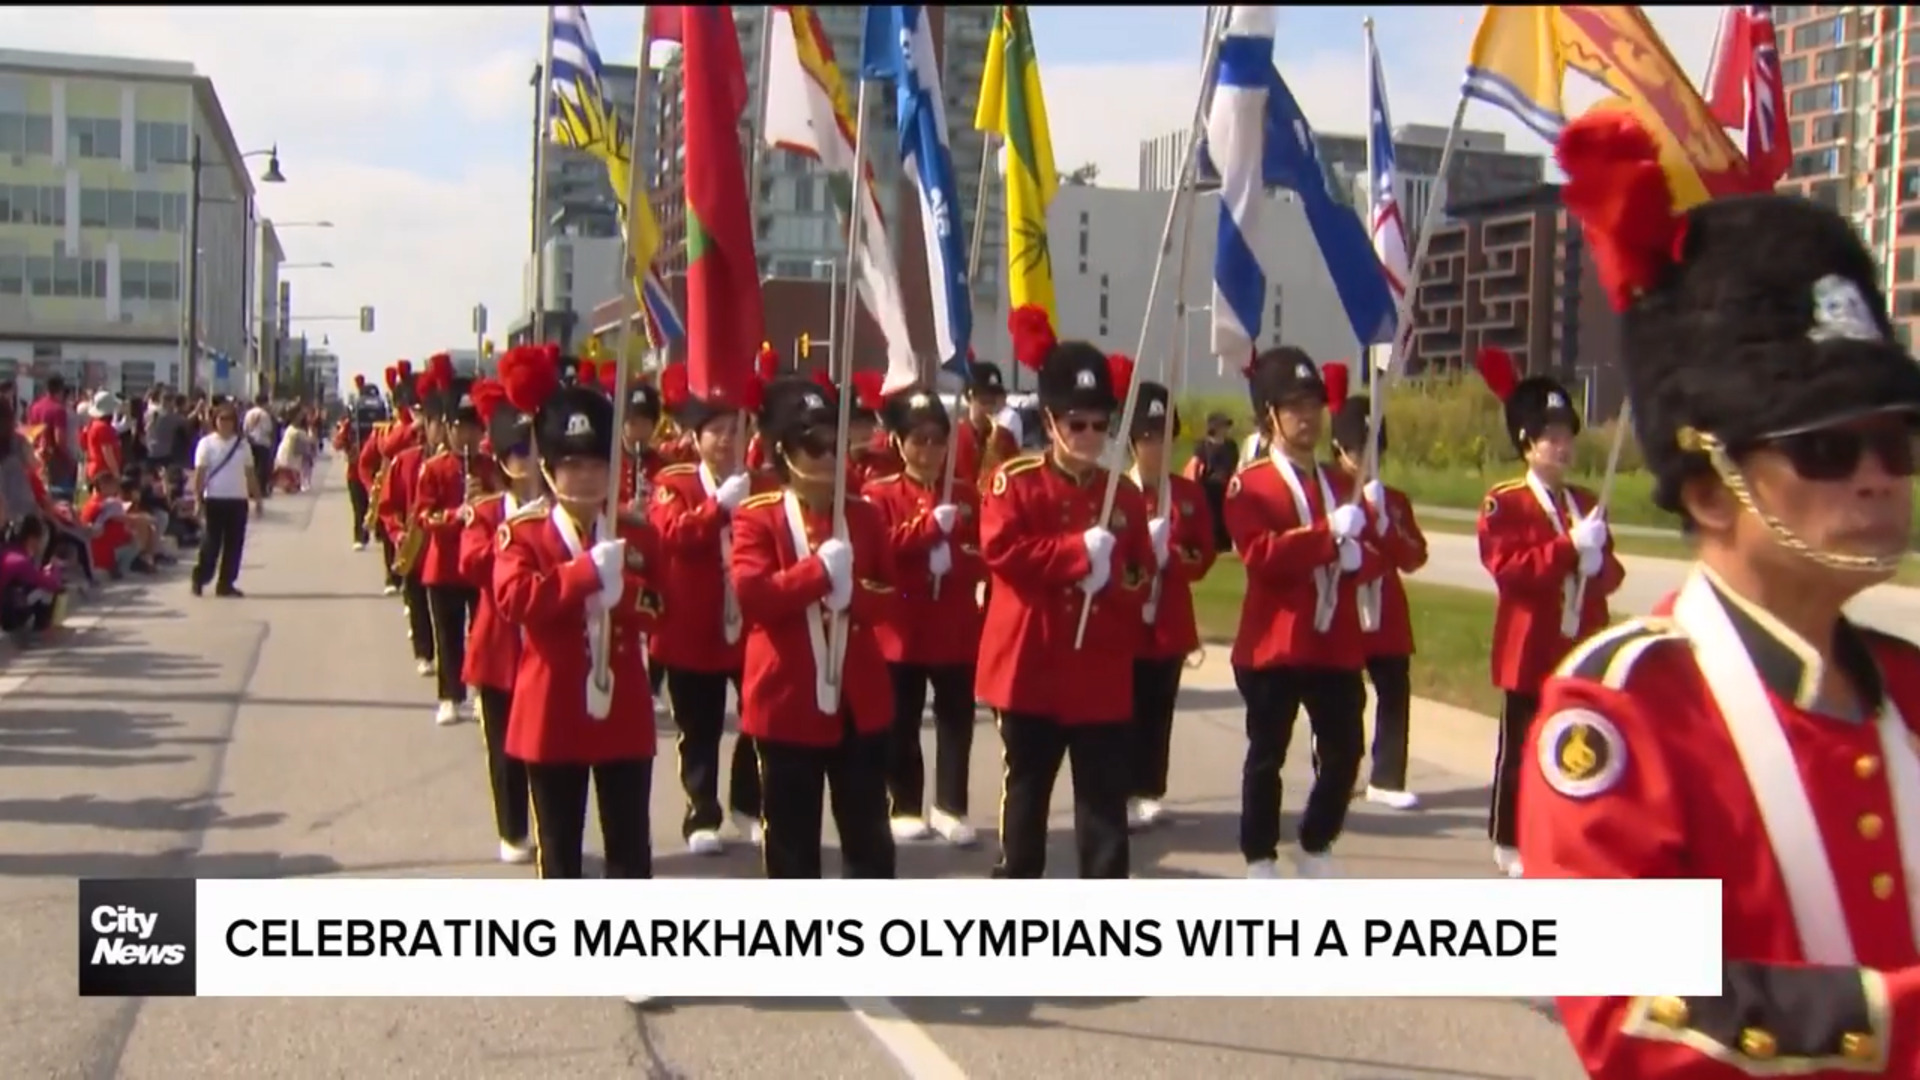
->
[78, 879, 197, 997]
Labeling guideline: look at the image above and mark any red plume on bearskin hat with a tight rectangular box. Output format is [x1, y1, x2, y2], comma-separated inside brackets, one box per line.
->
[498, 344, 560, 415]
[470, 377, 507, 426]
[382, 366, 398, 391]
[352, 373, 366, 391]
[426, 351, 455, 385]
[396, 359, 414, 380]
[1321, 361, 1350, 415]
[1475, 347, 1518, 403]
[1009, 305, 1056, 372]
[598, 361, 620, 396]
[809, 367, 835, 396]
[756, 343, 781, 382]
[660, 363, 690, 414]
[1105, 354, 1136, 401]
[1555, 109, 1683, 312]
[577, 359, 598, 389]
[850, 370, 884, 413]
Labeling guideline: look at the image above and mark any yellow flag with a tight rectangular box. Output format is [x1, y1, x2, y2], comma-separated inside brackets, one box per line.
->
[974, 6, 1058, 327]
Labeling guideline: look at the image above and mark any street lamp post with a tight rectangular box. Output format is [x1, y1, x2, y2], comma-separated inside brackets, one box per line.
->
[179, 143, 285, 396]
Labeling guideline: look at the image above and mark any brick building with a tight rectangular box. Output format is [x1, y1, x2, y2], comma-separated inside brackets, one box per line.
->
[587, 274, 887, 383]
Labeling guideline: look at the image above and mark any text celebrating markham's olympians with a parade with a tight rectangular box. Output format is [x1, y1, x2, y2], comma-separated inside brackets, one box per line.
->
[77, 878, 1724, 998]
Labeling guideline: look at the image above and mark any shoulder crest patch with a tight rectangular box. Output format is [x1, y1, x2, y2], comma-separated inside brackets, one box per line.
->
[1535, 708, 1628, 799]
[990, 470, 1010, 497]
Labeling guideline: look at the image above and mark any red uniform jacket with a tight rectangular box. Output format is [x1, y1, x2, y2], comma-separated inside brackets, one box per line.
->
[379, 444, 428, 546]
[413, 449, 498, 588]
[1523, 575, 1920, 1079]
[1138, 472, 1217, 660]
[619, 445, 668, 509]
[1477, 477, 1624, 693]
[730, 490, 896, 746]
[863, 470, 985, 667]
[459, 492, 526, 691]
[860, 427, 905, 481]
[655, 436, 698, 467]
[1222, 457, 1386, 671]
[975, 454, 1154, 724]
[332, 419, 363, 485]
[646, 461, 779, 673]
[951, 417, 1019, 485]
[355, 420, 390, 496]
[1362, 484, 1428, 659]
[494, 504, 661, 765]
[370, 421, 420, 537]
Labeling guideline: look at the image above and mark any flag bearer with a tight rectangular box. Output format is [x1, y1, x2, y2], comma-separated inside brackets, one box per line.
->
[1223, 347, 1384, 880]
[864, 388, 984, 846]
[1525, 117, 1920, 1078]
[1327, 380, 1428, 810]
[977, 308, 1154, 879]
[731, 375, 898, 878]
[1474, 347, 1623, 878]
[1123, 375, 1216, 829]
[414, 372, 498, 726]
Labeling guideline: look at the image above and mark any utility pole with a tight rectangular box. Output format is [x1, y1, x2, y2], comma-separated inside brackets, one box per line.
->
[182, 135, 203, 395]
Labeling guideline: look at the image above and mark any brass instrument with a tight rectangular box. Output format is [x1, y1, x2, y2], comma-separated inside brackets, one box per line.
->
[976, 419, 1009, 481]
[391, 443, 435, 577]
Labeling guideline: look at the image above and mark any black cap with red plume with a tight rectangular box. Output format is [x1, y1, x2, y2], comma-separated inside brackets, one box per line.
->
[1011, 305, 1114, 415]
[1476, 346, 1578, 453]
[850, 371, 884, 420]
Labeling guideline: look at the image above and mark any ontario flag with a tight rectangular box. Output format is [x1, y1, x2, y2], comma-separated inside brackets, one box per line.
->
[1704, 5, 1791, 190]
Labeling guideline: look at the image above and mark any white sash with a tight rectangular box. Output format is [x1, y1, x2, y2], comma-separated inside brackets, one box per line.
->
[549, 505, 615, 721]
[1526, 472, 1585, 638]
[701, 462, 744, 645]
[1357, 490, 1390, 633]
[1272, 452, 1340, 632]
[1131, 466, 1164, 625]
[1671, 570, 1920, 962]
[781, 492, 842, 715]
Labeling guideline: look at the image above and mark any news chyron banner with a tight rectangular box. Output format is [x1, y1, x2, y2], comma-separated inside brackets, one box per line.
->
[81, 878, 1723, 998]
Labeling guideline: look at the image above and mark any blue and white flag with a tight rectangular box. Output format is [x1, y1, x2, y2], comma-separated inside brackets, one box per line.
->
[862, 5, 973, 388]
[1366, 27, 1412, 371]
[1203, 7, 1397, 363]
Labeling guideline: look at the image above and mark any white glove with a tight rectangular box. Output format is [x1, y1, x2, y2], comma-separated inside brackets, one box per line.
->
[1147, 517, 1171, 569]
[1080, 527, 1116, 594]
[1570, 516, 1609, 554]
[1338, 538, 1363, 573]
[715, 473, 752, 512]
[1362, 480, 1385, 507]
[588, 540, 626, 608]
[817, 537, 853, 612]
[928, 542, 953, 577]
[930, 504, 958, 535]
[1328, 503, 1367, 541]
[1578, 546, 1603, 579]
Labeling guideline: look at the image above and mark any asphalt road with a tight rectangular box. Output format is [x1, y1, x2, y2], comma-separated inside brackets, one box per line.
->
[0, 459, 1586, 1079]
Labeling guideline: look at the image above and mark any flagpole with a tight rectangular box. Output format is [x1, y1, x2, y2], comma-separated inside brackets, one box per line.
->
[1074, 4, 1224, 649]
[733, 6, 778, 473]
[826, 73, 873, 695]
[930, 130, 1001, 600]
[532, 5, 559, 344]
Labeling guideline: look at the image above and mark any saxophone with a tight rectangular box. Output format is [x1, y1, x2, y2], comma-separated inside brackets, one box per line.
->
[362, 422, 392, 533]
[391, 443, 434, 577]
[976, 418, 1009, 480]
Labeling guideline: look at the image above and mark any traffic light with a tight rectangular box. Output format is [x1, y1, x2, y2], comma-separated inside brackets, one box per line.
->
[481, 338, 495, 360]
[358, 305, 376, 333]
[799, 332, 811, 360]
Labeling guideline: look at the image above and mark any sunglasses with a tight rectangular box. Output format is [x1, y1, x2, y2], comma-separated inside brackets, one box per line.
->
[1753, 421, 1920, 482]
[1059, 416, 1111, 435]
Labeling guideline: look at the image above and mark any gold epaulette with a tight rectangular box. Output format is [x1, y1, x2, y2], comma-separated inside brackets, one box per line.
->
[1553, 618, 1685, 690]
[1234, 457, 1275, 476]
[657, 462, 698, 477]
[865, 471, 902, 486]
[503, 501, 549, 526]
[1487, 477, 1527, 495]
[738, 491, 784, 512]
[471, 491, 507, 508]
[1000, 454, 1044, 476]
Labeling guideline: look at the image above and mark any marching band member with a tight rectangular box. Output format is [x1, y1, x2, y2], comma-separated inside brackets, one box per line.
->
[741, 345, 782, 473]
[731, 375, 897, 878]
[379, 361, 441, 674]
[864, 387, 984, 846]
[846, 370, 893, 487]
[951, 357, 1019, 484]
[1122, 373, 1216, 829]
[413, 370, 498, 726]
[1326, 376, 1429, 810]
[648, 367, 772, 856]
[459, 374, 540, 864]
[978, 308, 1154, 879]
[1474, 346, 1623, 878]
[1224, 347, 1384, 879]
[1524, 113, 1920, 1078]
[362, 363, 413, 594]
[492, 343, 662, 887]
[335, 374, 374, 551]
[618, 377, 666, 510]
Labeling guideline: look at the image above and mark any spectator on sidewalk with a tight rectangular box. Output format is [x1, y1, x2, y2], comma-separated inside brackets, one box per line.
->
[81, 391, 124, 492]
[81, 469, 160, 579]
[144, 393, 189, 475]
[190, 402, 257, 598]
[1184, 412, 1240, 553]
[25, 375, 77, 499]
[0, 515, 64, 639]
[243, 393, 276, 512]
[274, 411, 312, 493]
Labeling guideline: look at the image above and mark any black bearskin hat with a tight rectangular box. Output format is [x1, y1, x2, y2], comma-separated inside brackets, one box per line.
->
[1330, 394, 1385, 457]
[758, 375, 838, 459]
[966, 359, 1008, 397]
[881, 387, 952, 438]
[625, 380, 662, 423]
[1247, 346, 1329, 416]
[433, 376, 481, 427]
[535, 385, 614, 467]
[1007, 305, 1117, 416]
[1128, 380, 1181, 441]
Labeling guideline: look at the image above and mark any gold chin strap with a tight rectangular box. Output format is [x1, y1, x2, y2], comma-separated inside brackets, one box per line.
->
[1680, 426, 1905, 575]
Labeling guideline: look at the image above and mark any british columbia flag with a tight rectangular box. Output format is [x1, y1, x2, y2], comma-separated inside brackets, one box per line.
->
[1704, 5, 1791, 189]
[1366, 32, 1411, 372]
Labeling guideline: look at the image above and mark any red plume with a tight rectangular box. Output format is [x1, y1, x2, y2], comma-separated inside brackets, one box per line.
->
[498, 344, 560, 414]
[1475, 347, 1519, 403]
[810, 368, 836, 394]
[756, 343, 781, 381]
[660, 363, 690, 412]
[352, 374, 366, 390]
[426, 352, 455, 388]
[598, 361, 620, 395]
[383, 366, 398, 391]
[1322, 362, 1350, 414]
[396, 359, 414, 380]
[851, 370, 884, 412]
[1008, 305, 1057, 371]
[1106, 353, 1136, 399]
[577, 359, 598, 389]
[471, 378, 507, 426]
[1555, 108, 1681, 311]
[740, 375, 766, 414]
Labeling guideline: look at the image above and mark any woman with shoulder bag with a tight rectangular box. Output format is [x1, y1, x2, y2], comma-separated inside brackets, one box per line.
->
[190, 403, 258, 598]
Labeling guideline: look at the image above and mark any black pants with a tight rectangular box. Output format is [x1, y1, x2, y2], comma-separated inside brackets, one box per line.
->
[1365, 655, 1413, 791]
[402, 574, 434, 664]
[0, 590, 54, 633]
[426, 583, 476, 703]
[1490, 690, 1541, 849]
[757, 716, 895, 879]
[526, 758, 654, 879]
[379, 534, 400, 589]
[662, 666, 760, 837]
[992, 712, 1131, 879]
[1234, 664, 1366, 861]
[193, 497, 249, 591]
[250, 444, 273, 497]
[347, 478, 371, 545]
[885, 662, 976, 819]
[1130, 657, 1184, 800]
[476, 685, 529, 845]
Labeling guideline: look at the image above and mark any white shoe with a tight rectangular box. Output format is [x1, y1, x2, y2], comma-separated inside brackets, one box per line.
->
[352, 542, 367, 552]
[1136, 797, 1167, 826]
[624, 994, 656, 1006]
[890, 815, 932, 841]
[1494, 846, 1525, 878]
[687, 829, 724, 856]
[383, 584, 400, 596]
[1365, 786, 1419, 811]
[1246, 859, 1280, 880]
[928, 807, 978, 848]
[415, 659, 434, 677]
[732, 811, 764, 845]
[499, 839, 532, 864]
[434, 701, 459, 726]
[1292, 850, 1340, 878]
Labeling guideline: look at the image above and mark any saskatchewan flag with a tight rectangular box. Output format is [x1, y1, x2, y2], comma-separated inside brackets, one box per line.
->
[973, 6, 1058, 330]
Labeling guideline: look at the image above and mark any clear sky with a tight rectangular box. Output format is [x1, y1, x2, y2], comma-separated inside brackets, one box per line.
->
[0, 5, 1725, 388]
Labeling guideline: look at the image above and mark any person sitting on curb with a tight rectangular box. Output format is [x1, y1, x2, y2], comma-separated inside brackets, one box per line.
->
[80, 469, 160, 579]
[0, 516, 66, 642]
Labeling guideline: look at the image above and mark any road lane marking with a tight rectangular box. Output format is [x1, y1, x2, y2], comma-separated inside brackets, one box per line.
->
[842, 996, 970, 1080]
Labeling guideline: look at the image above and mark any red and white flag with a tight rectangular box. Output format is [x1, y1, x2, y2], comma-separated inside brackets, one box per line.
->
[1704, 5, 1792, 189]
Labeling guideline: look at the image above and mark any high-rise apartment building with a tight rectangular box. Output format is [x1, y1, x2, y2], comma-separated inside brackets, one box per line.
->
[1774, 4, 1918, 348]
[0, 49, 255, 396]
